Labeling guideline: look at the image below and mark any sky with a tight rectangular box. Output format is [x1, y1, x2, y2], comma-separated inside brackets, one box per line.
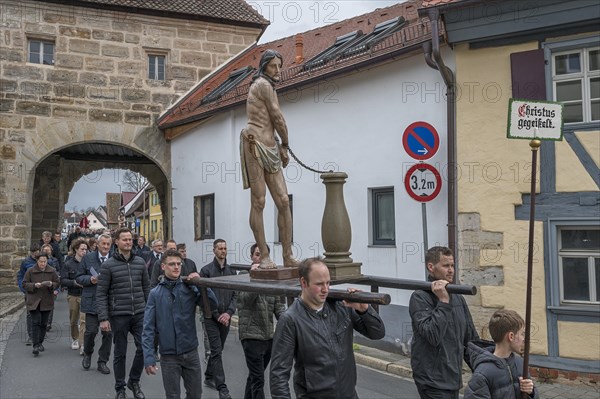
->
[253, 1, 402, 43]
[65, 1, 401, 211]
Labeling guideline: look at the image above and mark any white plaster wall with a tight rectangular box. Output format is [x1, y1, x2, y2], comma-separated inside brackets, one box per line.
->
[172, 49, 453, 307]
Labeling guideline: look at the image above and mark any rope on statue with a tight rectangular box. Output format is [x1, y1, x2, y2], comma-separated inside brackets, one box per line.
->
[277, 139, 334, 174]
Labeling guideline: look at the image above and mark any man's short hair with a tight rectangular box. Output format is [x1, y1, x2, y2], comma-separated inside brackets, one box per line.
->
[151, 239, 163, 247]
[425, 246, 453, 266]
[161, 249, 182, 264]
[30, 243, 40, 253]
[165, 239, 177, 246]
[41, 244, 53, 252]
[250, 243, 270, 257]
[42, 231, 52, 237]
[98, 233, 112, 242]
[114, 228, 131, 240]
[36, 253, 49, 261]
[298, 257, 325, 284]
[213, 238, 226, 248]
[176, 243, 186, 250]
[488, 309, 524, 343]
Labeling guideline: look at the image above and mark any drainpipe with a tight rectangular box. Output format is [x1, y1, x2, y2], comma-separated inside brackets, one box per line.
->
[423, 9, 459, 272]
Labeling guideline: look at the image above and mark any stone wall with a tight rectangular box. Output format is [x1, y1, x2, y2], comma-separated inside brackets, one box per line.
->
[458, 212, 504, 339]
[0, 0, 262, 290]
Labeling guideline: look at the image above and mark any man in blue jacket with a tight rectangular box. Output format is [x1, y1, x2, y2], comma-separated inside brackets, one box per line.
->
[76, 233, 113, 374]
[142, 249, 217, 399]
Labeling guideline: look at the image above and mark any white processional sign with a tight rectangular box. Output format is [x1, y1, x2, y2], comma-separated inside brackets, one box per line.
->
[507, 99, 563, 141]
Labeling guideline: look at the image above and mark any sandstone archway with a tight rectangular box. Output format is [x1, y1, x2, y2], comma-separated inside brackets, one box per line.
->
[1, 119, 170, 291]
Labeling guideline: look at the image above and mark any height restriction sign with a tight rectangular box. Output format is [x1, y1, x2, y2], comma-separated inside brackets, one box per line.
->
[404, 163, 442, 202]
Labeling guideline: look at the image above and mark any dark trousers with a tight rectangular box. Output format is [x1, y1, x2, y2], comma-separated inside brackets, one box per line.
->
[241, 339, 272, 399]
[30, 307, 50, 346]
[415, 383, 459, 399]
[24, 297, 32, 340]
[161, 349, 203, 399]
[84, 313, 112, 364]
[111, 313, 144, 392]
[204, 317, 230, 391]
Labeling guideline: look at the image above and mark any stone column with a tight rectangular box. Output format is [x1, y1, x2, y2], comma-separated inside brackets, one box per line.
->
[320, 172, 361, 279]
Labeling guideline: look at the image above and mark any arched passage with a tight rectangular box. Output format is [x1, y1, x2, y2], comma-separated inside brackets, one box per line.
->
[0, 118, 172, 292]
[31, 143, 170, 243]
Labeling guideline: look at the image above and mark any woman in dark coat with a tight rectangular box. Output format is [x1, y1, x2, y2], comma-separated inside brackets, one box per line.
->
[23, 253, 60, 356]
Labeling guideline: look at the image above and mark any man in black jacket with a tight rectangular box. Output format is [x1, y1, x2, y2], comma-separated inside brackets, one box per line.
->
[200, 238, 236, 399]
[76, 233, 113, 375]
[269, 257, 385, 399]
[409, 246, 479, 399]
[97, 228, 150, 399]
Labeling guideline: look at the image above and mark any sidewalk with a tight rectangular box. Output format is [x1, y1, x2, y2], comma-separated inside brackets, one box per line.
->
[1, 291, 598, 398]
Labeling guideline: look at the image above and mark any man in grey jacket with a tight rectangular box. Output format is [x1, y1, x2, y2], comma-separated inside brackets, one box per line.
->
[409, 246, 479, 399]
[97, 228, 150, 399]
[270, 257, 385, 399]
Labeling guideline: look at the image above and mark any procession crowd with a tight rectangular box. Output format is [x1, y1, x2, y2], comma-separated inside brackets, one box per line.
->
[18, 228, 538, 399]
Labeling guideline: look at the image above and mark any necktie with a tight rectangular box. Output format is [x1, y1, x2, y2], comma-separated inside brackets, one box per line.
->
[100, 256, 106, 263]
[156, 254, 160, 260]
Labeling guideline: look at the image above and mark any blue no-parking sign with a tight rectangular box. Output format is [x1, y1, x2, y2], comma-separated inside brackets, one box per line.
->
[402, 121, 440, 161]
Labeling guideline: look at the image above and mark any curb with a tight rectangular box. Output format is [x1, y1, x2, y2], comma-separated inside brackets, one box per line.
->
[354, 352, 413, 379]
[0, 294, 24, 320]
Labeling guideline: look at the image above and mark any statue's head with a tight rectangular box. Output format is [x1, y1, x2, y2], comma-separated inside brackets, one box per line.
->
[255, 49, 283, 83]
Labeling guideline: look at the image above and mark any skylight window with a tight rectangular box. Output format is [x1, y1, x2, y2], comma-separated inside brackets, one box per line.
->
[339, 17, 406, 59]
[304, 30, 365, 70]
[201, 66, 255, 105]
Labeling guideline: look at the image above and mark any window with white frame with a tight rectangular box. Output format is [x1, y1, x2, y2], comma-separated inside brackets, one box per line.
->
[28, 39, 55, 65]
[148, 54, 165, 80]
[558, 227, 600, 305]
[552, 47, 600, 123]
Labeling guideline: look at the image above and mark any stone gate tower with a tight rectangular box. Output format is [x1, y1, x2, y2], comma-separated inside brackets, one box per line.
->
[0, 0, 267, 290]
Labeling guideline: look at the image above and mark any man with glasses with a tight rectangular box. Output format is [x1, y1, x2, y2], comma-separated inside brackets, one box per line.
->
[142, 249, 216, 399]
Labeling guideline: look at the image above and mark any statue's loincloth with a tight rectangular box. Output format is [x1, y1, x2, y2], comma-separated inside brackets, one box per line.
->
[240, 130, 282, 189]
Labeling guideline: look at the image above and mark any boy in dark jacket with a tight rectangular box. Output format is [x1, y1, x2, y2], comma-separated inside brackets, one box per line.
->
[142, 249, 217, 399]
[464, 309, 537, 399]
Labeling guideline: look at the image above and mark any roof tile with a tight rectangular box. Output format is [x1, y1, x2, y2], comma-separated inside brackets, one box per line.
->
[35, 0, 268, 26]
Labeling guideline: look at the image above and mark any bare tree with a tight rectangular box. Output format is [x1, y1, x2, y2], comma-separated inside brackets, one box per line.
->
[122, 171, 147, 192]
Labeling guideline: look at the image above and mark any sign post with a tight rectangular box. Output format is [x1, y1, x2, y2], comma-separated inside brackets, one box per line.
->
[404, 162, 442, 274]
[507, 99, 563, 398]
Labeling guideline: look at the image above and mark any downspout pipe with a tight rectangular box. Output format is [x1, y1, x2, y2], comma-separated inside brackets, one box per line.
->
[423, 9, 459, 270]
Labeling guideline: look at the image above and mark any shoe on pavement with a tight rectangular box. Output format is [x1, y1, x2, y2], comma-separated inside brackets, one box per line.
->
[37, 343, 45, 352]
[126, 380, 145, 399]
[115, 389, 127, 399]
[25, 338, 32, 346]
[97, 362, 111, 374]
[71, 339, 79, 350]
[218, 389, 232, 399]
[32, 345, 39, 356]
[204, 379, 217, 390]
[82, 354, 91, 370]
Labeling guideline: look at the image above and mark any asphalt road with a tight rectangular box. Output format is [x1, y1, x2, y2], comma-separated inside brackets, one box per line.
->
[0, 293, 419, 399]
